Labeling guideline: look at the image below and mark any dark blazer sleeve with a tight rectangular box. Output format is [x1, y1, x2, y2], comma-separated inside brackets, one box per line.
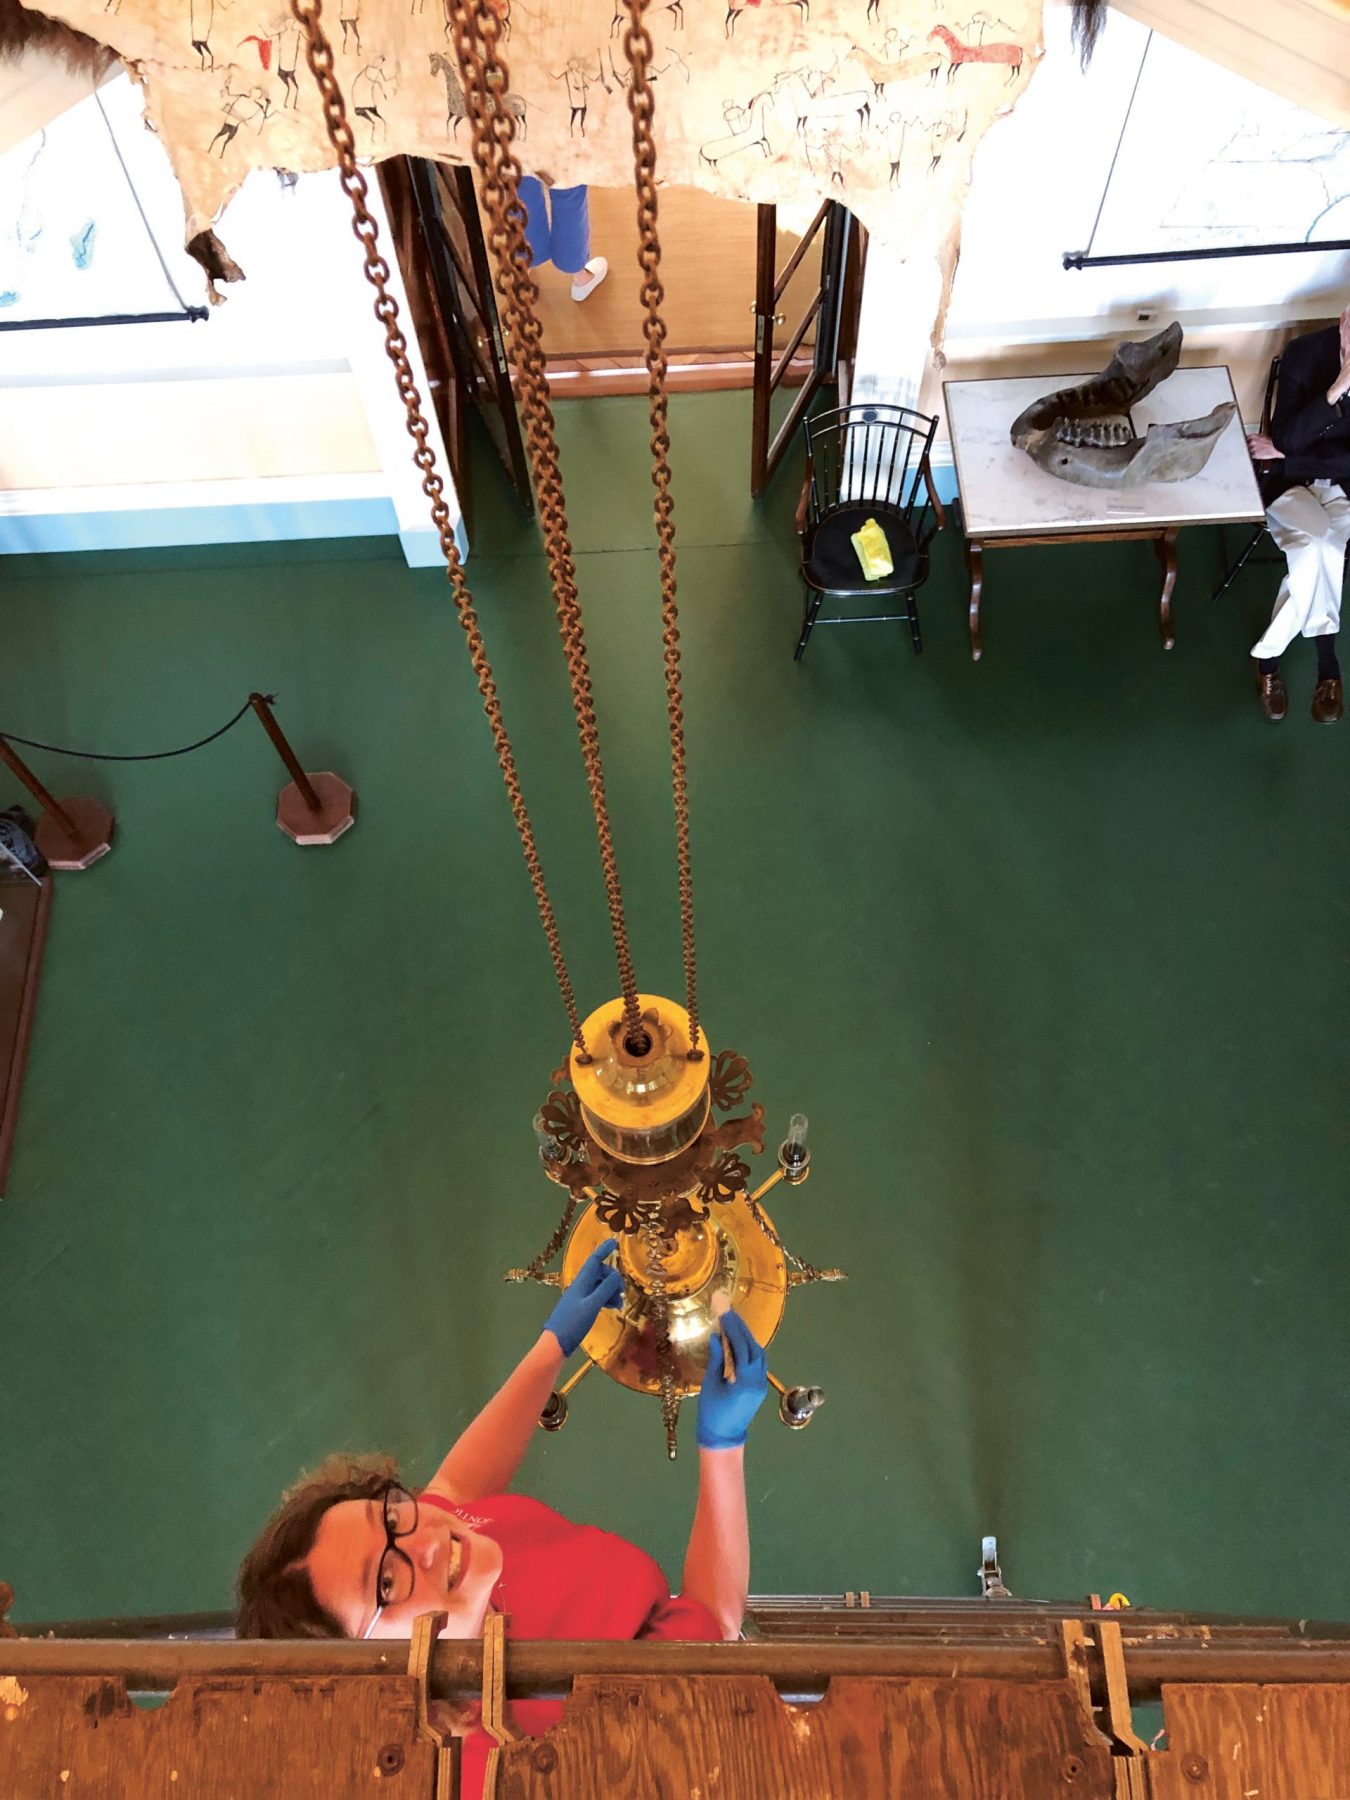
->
[1271, 326, 1344, 458]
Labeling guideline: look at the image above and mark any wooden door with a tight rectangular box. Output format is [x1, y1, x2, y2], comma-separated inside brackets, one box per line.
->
[749, 200, 861, 499]
[381, 156, 534, 516]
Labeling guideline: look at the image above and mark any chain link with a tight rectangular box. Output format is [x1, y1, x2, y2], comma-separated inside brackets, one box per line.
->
[504, 1189, 581, 1284]
[294, 0, 706, 1063]
[620, 0, 701, 1058]
[640, 1216, 681, 1458]
[448, 0, 646, 1042]
[747, 1193, 844, 1286]
[289, 0, 586, 1055]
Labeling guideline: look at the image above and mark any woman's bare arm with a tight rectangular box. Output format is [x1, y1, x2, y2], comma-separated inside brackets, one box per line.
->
[679, 1311, 766, 1638]
[423, 1240, 622, 1504]
[679, 1446, 750, 1640]
[424, 1332, 564, 1504]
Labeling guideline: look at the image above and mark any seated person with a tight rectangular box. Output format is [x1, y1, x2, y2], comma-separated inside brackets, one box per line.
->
[1248, 306, 1350, 723]
[236, 1240, 767, 1796]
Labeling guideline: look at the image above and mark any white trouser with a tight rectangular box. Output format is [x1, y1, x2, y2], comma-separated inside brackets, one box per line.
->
[1250, 479, 1350, 659]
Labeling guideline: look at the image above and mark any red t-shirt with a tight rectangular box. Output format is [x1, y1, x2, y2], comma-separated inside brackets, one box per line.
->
[419, 1491, 720, 1798]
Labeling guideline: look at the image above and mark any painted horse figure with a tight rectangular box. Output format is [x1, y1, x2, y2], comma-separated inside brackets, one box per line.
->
[928, 24, 1023, 83]
[726, 0, 809, 38]
[699, 91, 773, 169]
[429, 50, 527, 136]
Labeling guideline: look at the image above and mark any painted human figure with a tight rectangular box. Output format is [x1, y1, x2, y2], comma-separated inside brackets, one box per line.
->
[189, 0, 213, 68]
[236, 1244, 768, 1800]
[275, 17, 302, 107]
[552, 53, 601, 137]
[208, 83, 272, 157]
[965, 11, 1013, 44]
[339, 0, 361, 54]
[882, 110, 908, 187]
[1248, 306, 1350, 723]
[809, 127, 847, 189]
[925, 107, 965, 171]
[352, 57, 391, 141]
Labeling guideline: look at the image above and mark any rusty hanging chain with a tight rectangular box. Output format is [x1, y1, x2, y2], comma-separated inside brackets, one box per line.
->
[448, 0, 644, 1043]
[620, 0, 701, 1059]
[288, 0, 587, 1055]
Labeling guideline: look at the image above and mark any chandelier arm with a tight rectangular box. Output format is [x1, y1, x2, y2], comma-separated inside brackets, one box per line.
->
[506, 1189, 582, 1283]
[449, 0, 644, 1042]
[288, 0, 587, 1056]
[620, 0, 701, 1056]
[746, 1194, 842, 1286]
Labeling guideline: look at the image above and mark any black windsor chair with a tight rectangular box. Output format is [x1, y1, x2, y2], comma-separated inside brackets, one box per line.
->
[794, 403, 944, 662]
[1214, 354, 1284, 602]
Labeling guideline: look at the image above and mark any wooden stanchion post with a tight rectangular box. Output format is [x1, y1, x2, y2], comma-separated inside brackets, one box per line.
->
[0, 737, 113, 871]
[248, 694, 356, 846]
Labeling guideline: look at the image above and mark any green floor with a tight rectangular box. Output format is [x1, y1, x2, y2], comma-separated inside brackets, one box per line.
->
[2, 391, 1347, 1629]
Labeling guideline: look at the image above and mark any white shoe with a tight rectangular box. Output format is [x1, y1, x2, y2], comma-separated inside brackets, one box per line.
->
[570, 256, 608, 301]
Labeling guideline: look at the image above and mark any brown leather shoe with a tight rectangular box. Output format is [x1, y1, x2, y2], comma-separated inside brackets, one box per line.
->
[1253, 662, 1287, 721]
[1312, 676, 1344, 723]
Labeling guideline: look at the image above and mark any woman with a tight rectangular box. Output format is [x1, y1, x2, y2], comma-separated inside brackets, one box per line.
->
[519, 171, 609, 303]
[237, 1238, 767, 1793]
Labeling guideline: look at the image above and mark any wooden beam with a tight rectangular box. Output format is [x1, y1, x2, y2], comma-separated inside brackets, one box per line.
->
[8, 1636, 1350, 1702]
[1109, 0, 1350, 127]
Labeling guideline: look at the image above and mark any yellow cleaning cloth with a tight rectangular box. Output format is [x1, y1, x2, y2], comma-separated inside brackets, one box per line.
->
[850, 516, 893, 581]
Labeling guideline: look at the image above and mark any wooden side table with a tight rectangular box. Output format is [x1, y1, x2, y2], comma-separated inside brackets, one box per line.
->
[965, 523, 1178, 662]
[944, 365, 1263, 661]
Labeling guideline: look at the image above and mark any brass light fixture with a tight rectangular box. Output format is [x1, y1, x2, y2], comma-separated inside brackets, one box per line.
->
[293, 0, 843, 1459]
[510, 996, 842, 1457]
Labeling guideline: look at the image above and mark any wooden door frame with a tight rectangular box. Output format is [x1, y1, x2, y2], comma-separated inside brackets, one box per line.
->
[380, 156, 534, 515]
[749, 201, 860, 499]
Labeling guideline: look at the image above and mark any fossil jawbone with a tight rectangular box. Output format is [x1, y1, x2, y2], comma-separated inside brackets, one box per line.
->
[1019, 402, 1238, 489]
[1009, 325, 1235, 488]
[1010, 322, 1183, 445]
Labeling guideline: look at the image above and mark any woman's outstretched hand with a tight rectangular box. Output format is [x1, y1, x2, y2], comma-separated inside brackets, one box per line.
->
[696, 1310, 768, 1450]
[544, 1237, 625, 1356]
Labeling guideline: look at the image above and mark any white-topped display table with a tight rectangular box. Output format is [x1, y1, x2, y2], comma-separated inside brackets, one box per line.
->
[943, 366, 1264, 659]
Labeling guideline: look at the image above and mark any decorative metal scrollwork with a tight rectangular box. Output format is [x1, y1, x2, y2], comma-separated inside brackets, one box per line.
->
[594, 1190, 660, 1235]
[697, 1149, 750, 1208]
[538, 1088, 586, 1159]
[709, 1048, 752, 1112]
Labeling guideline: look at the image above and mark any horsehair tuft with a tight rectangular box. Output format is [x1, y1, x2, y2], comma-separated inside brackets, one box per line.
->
[0, 0, 118, 79]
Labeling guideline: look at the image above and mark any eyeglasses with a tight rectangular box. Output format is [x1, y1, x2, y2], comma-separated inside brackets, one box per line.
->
[360, 1482, 418, 1640]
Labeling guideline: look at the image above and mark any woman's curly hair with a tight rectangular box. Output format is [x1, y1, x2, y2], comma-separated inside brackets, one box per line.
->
[236, 1452, 402, 1639]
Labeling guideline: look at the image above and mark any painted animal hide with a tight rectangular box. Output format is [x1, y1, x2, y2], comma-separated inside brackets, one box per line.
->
[15, 0, 1042, 267]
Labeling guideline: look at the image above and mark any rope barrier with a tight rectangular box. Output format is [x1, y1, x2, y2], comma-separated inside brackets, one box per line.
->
[0, 695, 268, 762]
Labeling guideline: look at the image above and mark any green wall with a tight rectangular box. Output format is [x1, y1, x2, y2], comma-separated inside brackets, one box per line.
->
[2, 393, 1347, 1628]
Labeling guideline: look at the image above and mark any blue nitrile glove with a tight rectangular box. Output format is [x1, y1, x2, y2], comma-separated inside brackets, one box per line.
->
[544, 1237, 624, 1356]
[696, 1310, 768, 1450]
